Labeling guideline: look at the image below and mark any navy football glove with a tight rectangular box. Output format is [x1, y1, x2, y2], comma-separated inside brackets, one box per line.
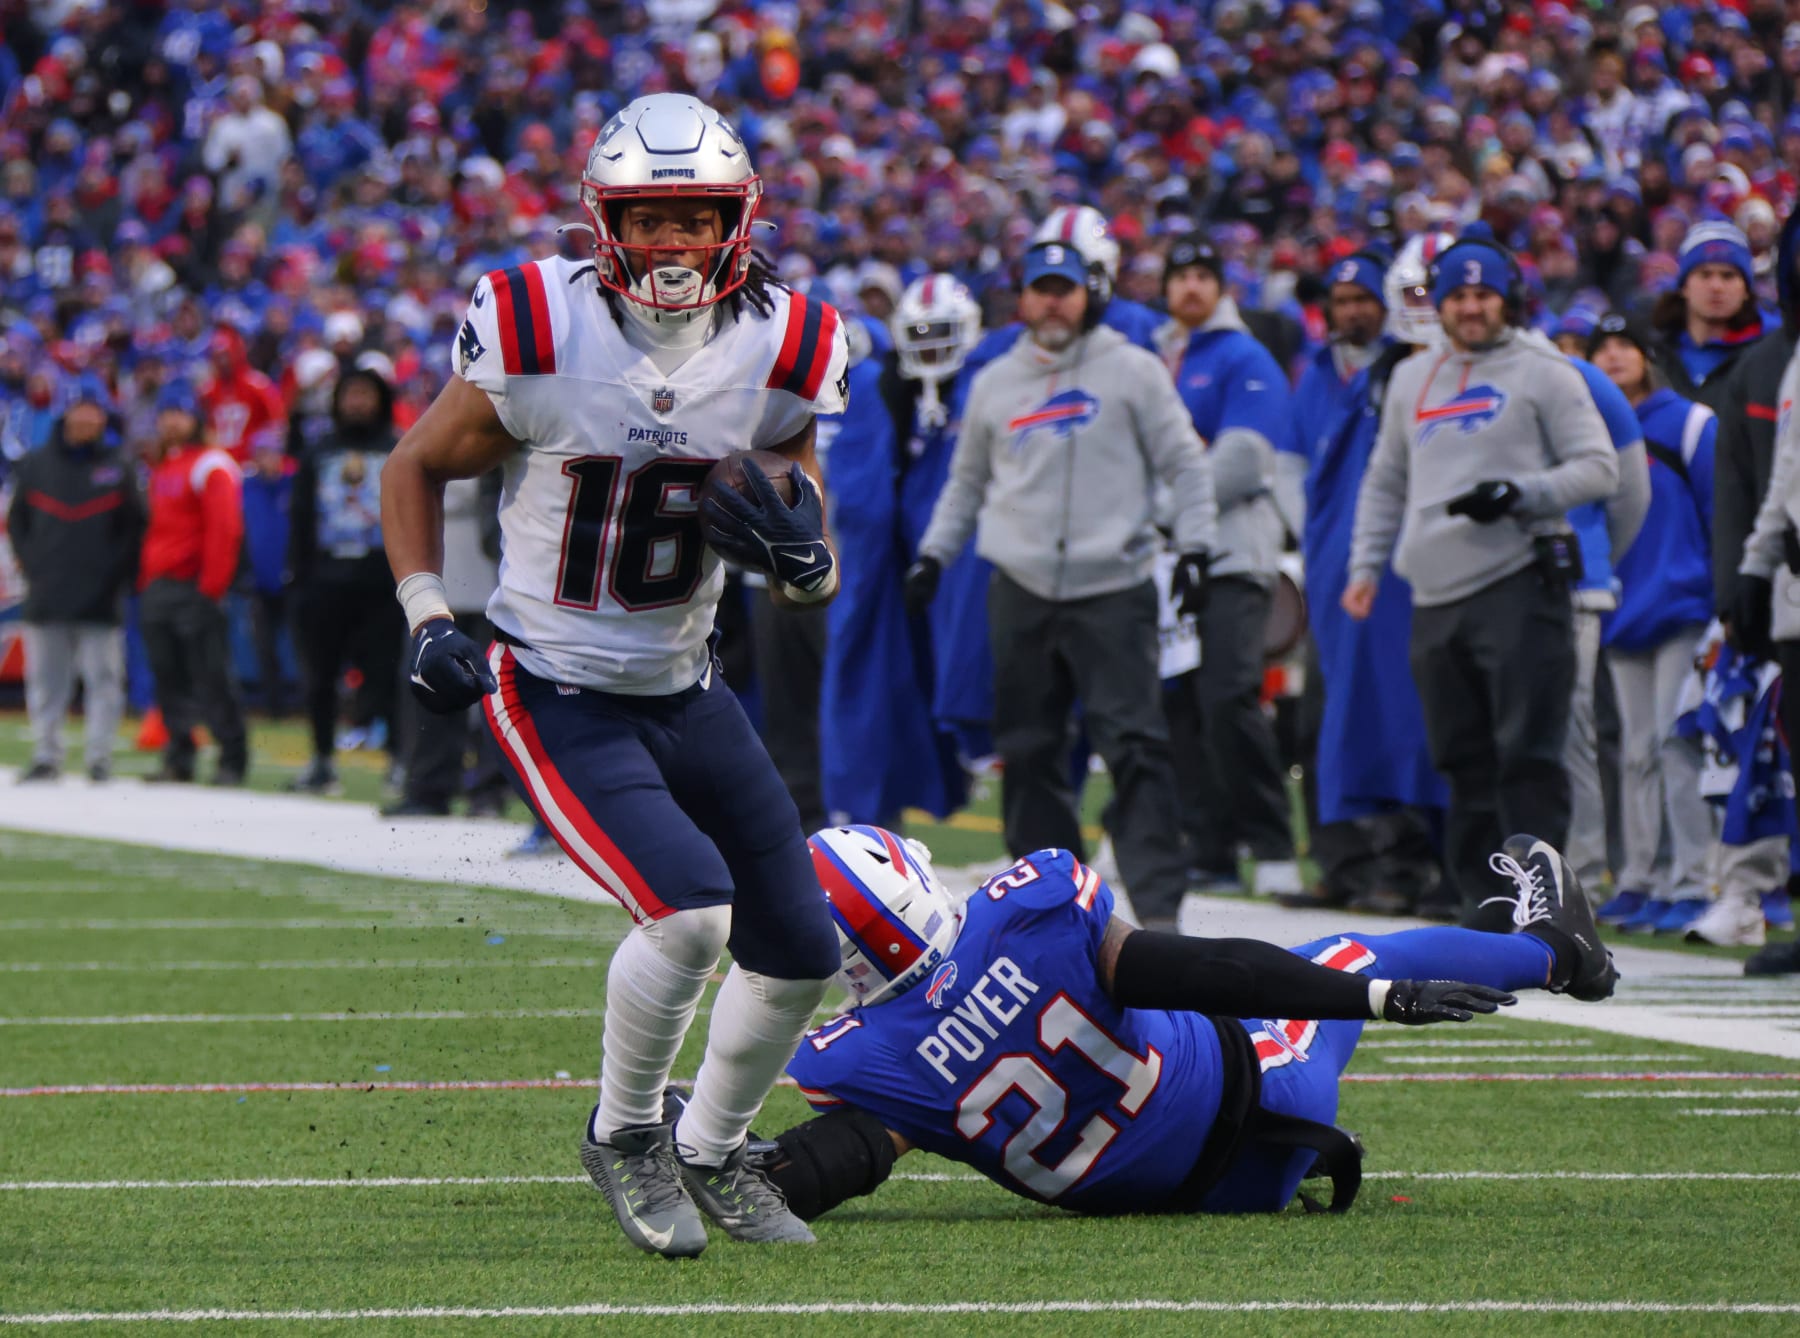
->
[1170, 550, 1212, 619]
[1383, 979, 1516, 1025]
[1445, 480, 1521, 524]
[903, 556, 941, 616]
[407, 618, 497, 715]
[700, 461, 837, 596]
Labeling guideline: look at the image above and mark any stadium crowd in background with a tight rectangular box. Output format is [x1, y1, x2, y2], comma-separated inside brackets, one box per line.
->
[4, 1, 1800, 972]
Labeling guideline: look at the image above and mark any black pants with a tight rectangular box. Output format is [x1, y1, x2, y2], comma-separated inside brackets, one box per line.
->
[989, 572, 1189, 919]
[294, 578, 406, 762]
[1409, 567, 1574, 927]
[139, 578, 248, 774]
[248, 588, 290, 717]
[1169, 577, 1294, 870]
[749, 590, 828, 833]
[398, 611, 508, 808]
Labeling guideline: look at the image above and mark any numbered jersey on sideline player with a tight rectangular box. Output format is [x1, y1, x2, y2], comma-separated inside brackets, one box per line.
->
[786, 849, 1228, 1214]
[453, 256, 849, 694]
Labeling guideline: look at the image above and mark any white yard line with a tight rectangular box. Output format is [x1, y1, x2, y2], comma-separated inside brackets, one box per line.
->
[1357, 1039, 1594, 1050]
[1582, 1089, 1800, 1099]
[0, 918, 621, 936]
[3, 1171, 1792, 1193]
[0, 1009, 610, 1027]
[1676, 1108, 1800, 1117]
[5, 1301, 1800, 1324]
[1378, 1053, 1699, 1065]
[0, 958, 606, 973]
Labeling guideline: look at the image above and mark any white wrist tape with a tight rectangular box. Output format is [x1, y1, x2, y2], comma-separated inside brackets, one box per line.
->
[397, 572, 454, 633]
[780, 562, 839, 605]
[1367, 978, 1393, 1019]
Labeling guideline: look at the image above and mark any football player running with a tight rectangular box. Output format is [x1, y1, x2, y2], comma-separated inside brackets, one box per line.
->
[381, 95, 850, 1258]
[742, 826, 1614, 1221]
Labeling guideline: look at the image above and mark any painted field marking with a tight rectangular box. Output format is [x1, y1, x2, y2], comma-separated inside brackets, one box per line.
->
[1581, 1089, 1800, 1099]
[1378, 1053, 1700, 1065]
[0, 918, 624, 936]
[1358, 1039, 1593, 1050]
[1676, 1108, 1800, 1117]
[0, 958, 607, 974]
[4, 1171, 1794, 1193]
[0, 1009, 611, 1027]
[5, 1300, 1800, 1324]
[7, 1071, 1798, 1099]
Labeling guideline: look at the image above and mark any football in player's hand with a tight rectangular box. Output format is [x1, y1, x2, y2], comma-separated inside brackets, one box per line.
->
[703, 449, 798, 509]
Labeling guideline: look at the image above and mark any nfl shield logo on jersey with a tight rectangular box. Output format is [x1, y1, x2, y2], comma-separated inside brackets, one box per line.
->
[652, 386, 676, 416]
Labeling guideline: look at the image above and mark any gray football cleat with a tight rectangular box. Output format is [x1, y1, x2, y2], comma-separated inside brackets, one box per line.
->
[1483, 834, 1618, 1002]
[676, 1140, 817, 1244]
[579, 1114, 708, 1259]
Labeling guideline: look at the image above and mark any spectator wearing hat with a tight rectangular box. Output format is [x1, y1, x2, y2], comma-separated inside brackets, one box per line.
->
[6, 378, 143, 782]
[1283, 247, 1447, 916]
[1650, 222, 1770, 414]
[199, 327, 286, 464]
[138, 380, 250, 786]
[1346, 227, 1619, 925]
[286, 367, 406, 796]
[1157, 237, 1303, 898]
[1585, 313, 1728, 939]
[907, 240, 1216, 930]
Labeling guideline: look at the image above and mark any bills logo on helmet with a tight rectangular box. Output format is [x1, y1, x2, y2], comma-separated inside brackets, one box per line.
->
[1416, 384, 1508, 445]
[925, 960, 959, 1010]
[1008, 389, 1101, 447]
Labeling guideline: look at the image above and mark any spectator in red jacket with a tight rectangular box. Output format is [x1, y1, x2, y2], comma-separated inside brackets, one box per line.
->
[199, 327, 286, 464]
[139, 380, 250, 786]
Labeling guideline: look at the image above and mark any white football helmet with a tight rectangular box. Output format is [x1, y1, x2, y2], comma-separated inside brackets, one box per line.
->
[808, 825, 961, 1008]
[893, 273, 981, 383]
[579, 94, 763, 315]
[1034, 204, 1119, 298]
[1385, 231, 1456, 345]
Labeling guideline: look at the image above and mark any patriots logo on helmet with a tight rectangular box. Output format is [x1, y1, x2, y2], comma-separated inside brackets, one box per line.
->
[1007, 389, 1101, 447]
[1416, 384, 1508, 445]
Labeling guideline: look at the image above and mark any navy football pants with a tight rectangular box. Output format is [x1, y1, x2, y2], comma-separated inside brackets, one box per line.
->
[483, 645, 840, 981]
[1201, 927, 1557, 1213]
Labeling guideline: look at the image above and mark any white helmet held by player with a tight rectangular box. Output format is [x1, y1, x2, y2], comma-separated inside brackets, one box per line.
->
[1034, 205, 1119, 299]
[579, 93, 763, 319]
[1385, 231, 1456, 346]
[893, 273, 981, 428]
[808, 825, 961, 1008]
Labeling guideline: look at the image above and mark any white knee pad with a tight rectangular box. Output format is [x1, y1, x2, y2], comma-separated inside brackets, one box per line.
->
[637, 904, 732, 973]
[738, 969, 828, 1020]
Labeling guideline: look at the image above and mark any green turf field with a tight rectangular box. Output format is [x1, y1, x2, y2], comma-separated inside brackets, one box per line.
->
[3, 829, 1799, 1335]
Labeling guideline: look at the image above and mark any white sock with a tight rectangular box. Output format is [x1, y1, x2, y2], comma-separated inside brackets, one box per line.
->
[593, 909, 729, 1142]
[676, 967, 826, 1167]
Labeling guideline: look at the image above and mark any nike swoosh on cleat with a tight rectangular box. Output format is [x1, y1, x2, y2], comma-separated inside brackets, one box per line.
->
[632, 1218, 674, 1251]
[1526, 839, 1565, 905]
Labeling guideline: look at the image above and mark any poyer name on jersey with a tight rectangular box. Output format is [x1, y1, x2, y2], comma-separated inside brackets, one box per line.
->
[916, 956, 1040, 1083]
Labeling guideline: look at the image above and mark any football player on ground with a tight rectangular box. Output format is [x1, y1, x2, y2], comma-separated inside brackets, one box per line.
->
[742, 826, 1614, 1221]
[381, 94, 851, 1258]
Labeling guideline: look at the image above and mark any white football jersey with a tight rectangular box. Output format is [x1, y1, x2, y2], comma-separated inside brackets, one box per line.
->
[453, 257, 849, 694]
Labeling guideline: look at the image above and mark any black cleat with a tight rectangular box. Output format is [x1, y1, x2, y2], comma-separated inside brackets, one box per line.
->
[1483, 835, 1618, 1002]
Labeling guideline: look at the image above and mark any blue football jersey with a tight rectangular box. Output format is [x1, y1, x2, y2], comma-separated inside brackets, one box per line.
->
[786, 849, 1225, 1213]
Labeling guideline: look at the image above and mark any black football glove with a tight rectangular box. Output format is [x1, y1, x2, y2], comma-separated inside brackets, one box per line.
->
[903, 556, 942, 616]
[1727, 573, 1775, 659]
[1445, 479, 1522, 524]
[1171, 550, 1212, 619]
[699, 461, 836, 596]
[407, 618, 497, 715]
[1382, 979, 1517, 1025]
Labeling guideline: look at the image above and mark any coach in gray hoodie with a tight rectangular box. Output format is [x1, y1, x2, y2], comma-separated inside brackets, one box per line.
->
[909, 240, 1217, 927]
[1346, 230, 1618, 925]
